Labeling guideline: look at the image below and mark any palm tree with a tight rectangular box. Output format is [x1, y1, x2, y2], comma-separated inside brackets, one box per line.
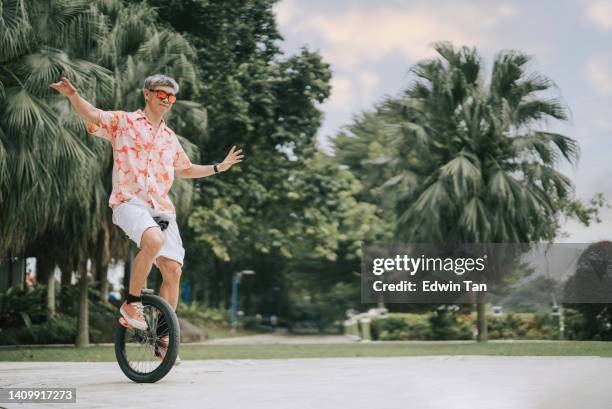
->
[380, 43, 579, 341]
[1, 0, 117, 347]
[0, 0, 112, 256]
[1, 0, 206, 346]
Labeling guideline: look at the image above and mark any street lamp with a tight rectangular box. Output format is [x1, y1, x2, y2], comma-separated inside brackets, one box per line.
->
[230, 270, 255, 332]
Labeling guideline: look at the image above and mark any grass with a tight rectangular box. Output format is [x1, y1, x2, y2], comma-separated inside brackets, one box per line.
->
[1, 341, 611, 362]
[203, 327, 247, 339]
[191, 325, 257, 340]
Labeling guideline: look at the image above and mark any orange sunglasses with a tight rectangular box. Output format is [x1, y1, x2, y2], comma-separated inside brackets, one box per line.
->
[149, 89, 177, 104]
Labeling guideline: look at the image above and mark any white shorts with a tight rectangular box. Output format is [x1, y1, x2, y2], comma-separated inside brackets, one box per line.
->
[111, 197, 185, 266]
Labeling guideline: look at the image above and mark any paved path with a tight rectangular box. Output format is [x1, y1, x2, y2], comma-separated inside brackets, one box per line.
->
[2, 356, 611, 409]
[201, 333, 356, 345]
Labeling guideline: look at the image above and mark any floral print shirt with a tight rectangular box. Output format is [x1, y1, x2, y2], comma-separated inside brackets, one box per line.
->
[87, 109, 192, 212]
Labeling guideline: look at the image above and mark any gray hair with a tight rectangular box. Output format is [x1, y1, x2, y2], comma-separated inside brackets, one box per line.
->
[143, 74, 179, 94]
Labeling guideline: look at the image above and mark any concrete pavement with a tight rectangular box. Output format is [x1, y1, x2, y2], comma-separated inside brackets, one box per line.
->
[1, 356, 611, 409]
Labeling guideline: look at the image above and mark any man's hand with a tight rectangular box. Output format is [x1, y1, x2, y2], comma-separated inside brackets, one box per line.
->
[218, 145, 244, 172]
[49, 77, 100, 124]
[49, 77, 78, 97]
[175, 146, 244, 179]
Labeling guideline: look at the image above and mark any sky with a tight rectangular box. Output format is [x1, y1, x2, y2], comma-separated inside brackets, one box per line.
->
[273, 0, 612, 243]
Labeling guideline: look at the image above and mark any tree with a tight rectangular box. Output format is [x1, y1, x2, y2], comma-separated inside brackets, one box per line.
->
[0, 0, 115, 343]
[563, 241, 612, 340]
[337, 43, 598, 341]
[0, 0, 112, 258]
[146, 0, 356, 315]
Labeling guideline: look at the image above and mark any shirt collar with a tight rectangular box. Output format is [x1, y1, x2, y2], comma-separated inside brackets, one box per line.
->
[133, 109, 165, 126]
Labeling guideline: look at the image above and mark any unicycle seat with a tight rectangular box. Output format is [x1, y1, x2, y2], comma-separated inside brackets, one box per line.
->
[153, 216, 169, 231]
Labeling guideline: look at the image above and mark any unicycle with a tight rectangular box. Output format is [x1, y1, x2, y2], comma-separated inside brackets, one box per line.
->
[114, 288, 180, 383]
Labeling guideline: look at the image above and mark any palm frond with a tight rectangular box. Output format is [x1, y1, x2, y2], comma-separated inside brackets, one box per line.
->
[2, 86, 55, 134]
[490, 50, 532, 98]
[536, 131, 579, 163]
[0, 0, 33, 63]
[460, 197, 490, 241]
[440, 153, 482, 197]
[515, 98, 568, 123]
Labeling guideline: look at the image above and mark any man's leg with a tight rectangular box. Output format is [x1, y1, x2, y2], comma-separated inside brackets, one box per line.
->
[119, 227, 165, 329]
[156, 256, 182, 310]
[129, 227, 165, 297]
[155, 256, 183, 364]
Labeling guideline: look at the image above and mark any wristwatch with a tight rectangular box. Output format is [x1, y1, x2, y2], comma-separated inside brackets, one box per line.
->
[213, 162, 219, 174]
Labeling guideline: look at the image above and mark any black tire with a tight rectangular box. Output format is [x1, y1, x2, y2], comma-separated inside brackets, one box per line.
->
[114, 294, 180, 383]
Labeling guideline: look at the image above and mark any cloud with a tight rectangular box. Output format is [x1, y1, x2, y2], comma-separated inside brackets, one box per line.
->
[276, 1, 518, 68]
[274, 0, 297, 27]
[357, 71, 380, 100]
[586, 57, 612, 95]
[321, 71, 381, 113]
[325, 76, 352, 111]
[586, 1, 612, 30]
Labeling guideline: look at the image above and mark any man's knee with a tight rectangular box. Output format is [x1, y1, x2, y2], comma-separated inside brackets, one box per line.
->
[159, 257, 182, 283]
[141, 228, 165, 254]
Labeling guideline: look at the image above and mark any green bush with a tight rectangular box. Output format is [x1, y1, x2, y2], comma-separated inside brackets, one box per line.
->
[288, 282, 360, 334]
[0, 285, 121, 345]
[487, 313, 559, 340]
[1, 285, 236, 345]
[0, 314, 77, 345]
[89, 299, 119, 343]
[241, 315, 259, 330]
[176, 302, 228, 325]
[429, 307, 472, 340]
[371, 310, 473, 341]
[372, 313, 432, 340]
[370, 309, 572, 341]
[0, 286, 48, 328]
[25, 315, 78, 344]
[563, 308, 589, 340]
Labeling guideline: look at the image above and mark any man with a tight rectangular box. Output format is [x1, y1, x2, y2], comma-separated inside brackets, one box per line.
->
[51, 74, 243, 362]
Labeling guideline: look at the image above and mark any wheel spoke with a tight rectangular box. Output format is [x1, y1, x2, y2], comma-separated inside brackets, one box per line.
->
[117, 298, 176, 380]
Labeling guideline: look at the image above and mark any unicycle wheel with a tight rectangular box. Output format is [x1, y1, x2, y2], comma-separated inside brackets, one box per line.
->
[114, 292, 180, 383]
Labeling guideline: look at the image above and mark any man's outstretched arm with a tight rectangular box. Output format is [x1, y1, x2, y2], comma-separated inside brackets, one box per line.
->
[50, 77, 101, 124]
[176, 146, 244, 179]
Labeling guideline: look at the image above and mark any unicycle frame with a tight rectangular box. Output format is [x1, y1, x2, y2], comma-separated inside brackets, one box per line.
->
[114, 289, 180, 383]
